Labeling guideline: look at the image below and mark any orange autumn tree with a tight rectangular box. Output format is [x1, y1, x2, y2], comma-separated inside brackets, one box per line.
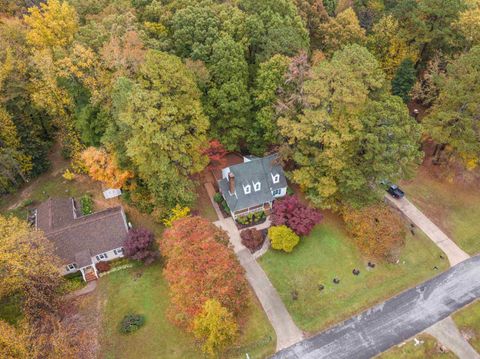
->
[160, 216, 247, 329]
[81, 147, 133, 188]
[343, 204, 405, 262]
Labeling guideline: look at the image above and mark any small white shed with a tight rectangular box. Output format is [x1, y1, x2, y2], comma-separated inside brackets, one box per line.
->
[103, 188, 122, 199]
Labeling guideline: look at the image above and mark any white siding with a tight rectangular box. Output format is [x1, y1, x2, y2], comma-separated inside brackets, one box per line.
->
[92, 248, 125, 264]
[221, 167, 231, 179]
[59, 266, 71, 276]
[272, 187, 287, 198]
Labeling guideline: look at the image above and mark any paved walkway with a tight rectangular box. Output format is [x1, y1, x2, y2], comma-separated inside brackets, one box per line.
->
[204, 182, 224, 220]
[272, 255, 480, 359]
[426, 316, 480, 359]
[64, 280, 97, 300]
[385, 195, 470, 266]
[214, 218, 304, 351]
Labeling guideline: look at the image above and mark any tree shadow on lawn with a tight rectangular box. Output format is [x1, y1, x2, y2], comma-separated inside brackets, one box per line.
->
[96, 264, 275, 359]
[401, 165, 480, 255]
[259, 214, 449, 334]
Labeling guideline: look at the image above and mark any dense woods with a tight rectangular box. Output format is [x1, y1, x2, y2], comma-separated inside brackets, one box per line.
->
[1, 0, 479, 213]
[0, 215, 84, 358]
[1, 0, 480, 357]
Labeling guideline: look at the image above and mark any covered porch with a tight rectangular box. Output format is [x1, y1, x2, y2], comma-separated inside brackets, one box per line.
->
[75, 249, 98, 282]
[232, 202, 272, 219]
[79, 264, 98, 282]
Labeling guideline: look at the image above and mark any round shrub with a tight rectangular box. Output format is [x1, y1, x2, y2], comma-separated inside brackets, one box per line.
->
[240, 228, 265, 253]
[120, 314, 145, 334]
[95, 261, 111, 273]
[213, 193, 223, 203]
[268, 225, 300, 253]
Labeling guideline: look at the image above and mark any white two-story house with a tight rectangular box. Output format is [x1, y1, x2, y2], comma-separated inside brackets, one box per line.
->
[217, 154, 287, 219]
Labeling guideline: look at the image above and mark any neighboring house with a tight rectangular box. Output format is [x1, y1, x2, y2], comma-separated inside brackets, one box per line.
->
[218, 154, 287, 219]
[33, 198, 129, 282]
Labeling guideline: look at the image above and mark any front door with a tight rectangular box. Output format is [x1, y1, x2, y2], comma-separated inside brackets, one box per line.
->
[264, 202, 272, 215]
[82, 265, 98, 282]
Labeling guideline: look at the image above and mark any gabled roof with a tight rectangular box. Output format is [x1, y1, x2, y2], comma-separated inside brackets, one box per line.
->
[35, 198, 81, 232]
[74, 249, 92, 268]
[35, 198, 128, 266]
[218, 154, 287, 212]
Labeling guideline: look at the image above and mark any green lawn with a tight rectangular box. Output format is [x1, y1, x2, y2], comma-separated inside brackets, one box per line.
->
[377, 334, 457, 359]
[401, 169, 480, 255]
[259, 216, 449, 333]
[98, 264, 275, 359]
[193, 182, 219, 222]
[0, 171, 101, 217]
[452, 300, 480, 353]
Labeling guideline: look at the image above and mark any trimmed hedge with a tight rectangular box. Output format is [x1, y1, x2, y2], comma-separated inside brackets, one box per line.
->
[64, 270, 82, 279]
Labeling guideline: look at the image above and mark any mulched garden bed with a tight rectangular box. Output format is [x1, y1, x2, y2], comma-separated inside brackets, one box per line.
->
[235, 215, 267, 230]
[219, 204, 231, 219]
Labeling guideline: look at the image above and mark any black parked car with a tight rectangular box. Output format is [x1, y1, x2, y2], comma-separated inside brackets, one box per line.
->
[387, 184, 405, 198]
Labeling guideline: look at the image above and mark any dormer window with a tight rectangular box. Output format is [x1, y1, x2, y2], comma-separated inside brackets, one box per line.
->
[271, 173, 280, 184]
[253, 182, 261, 192]
[66, 263, 77, 272]
[243, 184, 251, 194]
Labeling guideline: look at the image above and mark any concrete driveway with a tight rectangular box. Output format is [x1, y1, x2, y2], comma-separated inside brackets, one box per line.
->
[426, 316, 480, 359]
[271, 255, 480, 359]
[385, 195, 470, 266]
[214, 218, 304, 351]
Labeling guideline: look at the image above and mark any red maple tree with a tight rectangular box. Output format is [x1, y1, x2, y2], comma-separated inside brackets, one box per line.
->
[160, 216, 247, 329]
[202, 139, 227, 171]
[124, 228, 157, 264]
[271, 195, 323, 236]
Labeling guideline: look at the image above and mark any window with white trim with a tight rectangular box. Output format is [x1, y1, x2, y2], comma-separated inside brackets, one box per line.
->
[96, 253, 108, 261]
[272, 188, 281, 196]
[243, 184, 251, 194]
[113, 247, 124, 256]
[66, 263, 77, 272]
[271, 173, 280, 184]
[253, 181, 261, 191]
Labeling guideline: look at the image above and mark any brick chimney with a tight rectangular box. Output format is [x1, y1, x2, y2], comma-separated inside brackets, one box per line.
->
[228, 172, 235, 194]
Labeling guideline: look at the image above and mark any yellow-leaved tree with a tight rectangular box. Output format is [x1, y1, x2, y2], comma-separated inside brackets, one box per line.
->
[24, 0, 78, 50]
[162, 204, 191, 227]
[455, 4, 480, 46]
[367, 15, 418, 79]
[0, 215, 60, 299]
[81, 147, 133, 189]
[0, 320, 28, 359]
[193, 299, 238, 357]
[319, 8, 366, 55]
[0, 108, 32, 192]
[24, 0, 85, 172]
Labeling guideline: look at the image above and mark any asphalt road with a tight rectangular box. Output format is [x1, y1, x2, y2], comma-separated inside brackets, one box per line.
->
[272, 255, 480, 359]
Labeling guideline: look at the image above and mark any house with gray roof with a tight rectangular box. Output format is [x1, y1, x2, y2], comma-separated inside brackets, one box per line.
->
[33, 198, 129, 282]
[217, 154, 287, 219]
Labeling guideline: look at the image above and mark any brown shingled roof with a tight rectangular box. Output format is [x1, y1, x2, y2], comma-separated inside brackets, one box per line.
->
[35, 198, 129, 266]
[35, 198, 79, 232]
